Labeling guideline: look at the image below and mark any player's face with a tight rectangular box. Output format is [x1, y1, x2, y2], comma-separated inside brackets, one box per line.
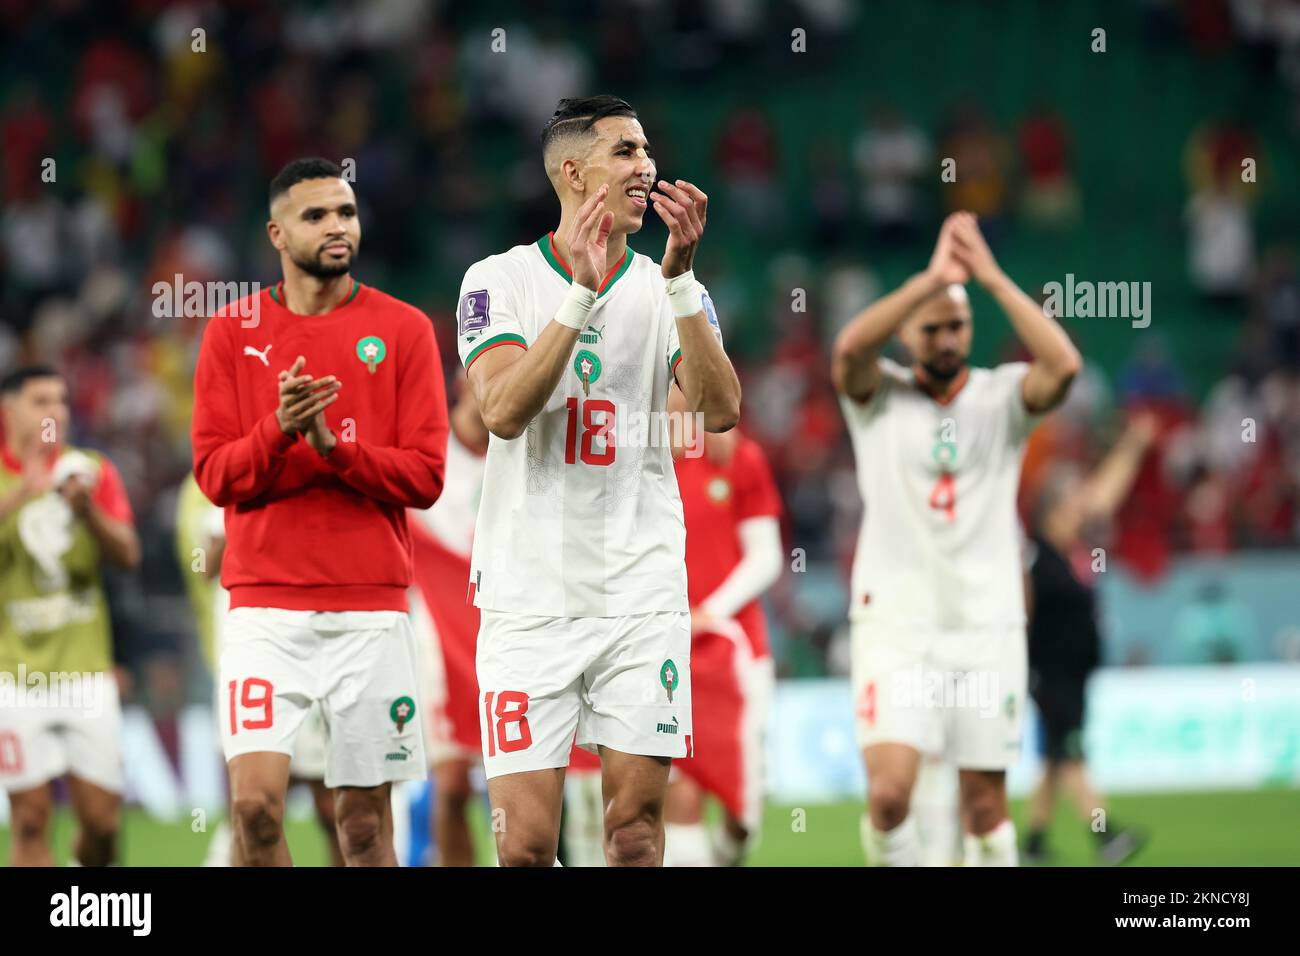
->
[3, 377, 69, 450]
[269, 178, 361, 279]
[582, 117, 655, 235]
[902, 294, 973, 382]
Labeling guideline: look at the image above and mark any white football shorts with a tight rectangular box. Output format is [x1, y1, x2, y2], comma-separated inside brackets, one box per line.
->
[476, 610, 692, 779]
[0, 672, 123, 794]
[219, 607, 426, 788]
[850, 621, 1026, 770]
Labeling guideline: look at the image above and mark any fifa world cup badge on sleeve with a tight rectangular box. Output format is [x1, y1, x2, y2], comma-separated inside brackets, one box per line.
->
[459, 289, 491, 334]
[702, 290, 723, 344]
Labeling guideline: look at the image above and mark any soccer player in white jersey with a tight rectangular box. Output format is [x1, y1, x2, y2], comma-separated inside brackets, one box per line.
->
[455, 95, 741, 867]
[832, 212, 1081, 867]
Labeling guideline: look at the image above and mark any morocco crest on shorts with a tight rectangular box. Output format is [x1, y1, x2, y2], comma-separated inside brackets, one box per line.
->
[390, 695, 415, 732]
[660, 659, 679, 703]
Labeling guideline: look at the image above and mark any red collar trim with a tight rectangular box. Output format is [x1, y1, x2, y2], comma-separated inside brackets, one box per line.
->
[546, 233, 571, 277]
[913, 365, 969, 406]
[547, 232, 628, 293]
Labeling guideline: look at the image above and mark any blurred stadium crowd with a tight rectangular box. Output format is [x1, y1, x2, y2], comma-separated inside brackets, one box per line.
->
[2, 0, 1299, 704]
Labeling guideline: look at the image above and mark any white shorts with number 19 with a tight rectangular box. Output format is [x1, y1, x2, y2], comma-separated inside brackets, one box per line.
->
[219, 607, 427, 788]
[476, 610, 692, 779]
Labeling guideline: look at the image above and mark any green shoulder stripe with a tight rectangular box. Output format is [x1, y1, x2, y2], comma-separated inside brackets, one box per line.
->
[465, 332, 527, 369]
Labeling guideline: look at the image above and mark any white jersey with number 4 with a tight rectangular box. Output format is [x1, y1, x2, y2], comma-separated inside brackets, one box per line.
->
[840, 358, 1041, 631]
[456, 234, 720, 618]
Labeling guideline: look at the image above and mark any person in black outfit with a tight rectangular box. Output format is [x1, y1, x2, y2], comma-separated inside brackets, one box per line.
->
[1024, 413, 1157, 865]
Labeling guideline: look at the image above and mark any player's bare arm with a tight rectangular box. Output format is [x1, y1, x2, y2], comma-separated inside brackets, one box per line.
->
[1078, 411, 1159, 522]
[652, 179, 741, 432]
[948, 212, 1082, 413]
[831, 214, 970, 401]
[468, 186, 612, 440]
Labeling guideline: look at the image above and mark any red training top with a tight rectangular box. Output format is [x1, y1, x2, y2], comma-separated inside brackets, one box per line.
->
[192, 280, 449, 612]
[675, 435, 782, 657]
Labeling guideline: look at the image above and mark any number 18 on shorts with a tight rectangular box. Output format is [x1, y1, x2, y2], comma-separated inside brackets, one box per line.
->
[476, 610, 693, 778]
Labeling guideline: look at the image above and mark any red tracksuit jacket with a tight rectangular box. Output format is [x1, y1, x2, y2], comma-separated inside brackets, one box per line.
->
[192, 280, 449, 612]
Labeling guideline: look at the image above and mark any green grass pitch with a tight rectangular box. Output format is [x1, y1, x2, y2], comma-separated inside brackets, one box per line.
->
[3, 788, 1296, 865]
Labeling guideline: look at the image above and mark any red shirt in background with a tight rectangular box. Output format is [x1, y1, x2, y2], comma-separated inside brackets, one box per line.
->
[675, 435, 782, 657]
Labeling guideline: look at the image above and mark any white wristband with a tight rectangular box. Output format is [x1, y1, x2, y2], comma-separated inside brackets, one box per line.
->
[554, 281, 598, 330]
[665, 270, 705, 318]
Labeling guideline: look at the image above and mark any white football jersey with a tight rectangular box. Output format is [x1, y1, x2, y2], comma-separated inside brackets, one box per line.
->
[410, 430, 485, 559]
[456, 234, 718, 617]
[840, 358, 1041, 631]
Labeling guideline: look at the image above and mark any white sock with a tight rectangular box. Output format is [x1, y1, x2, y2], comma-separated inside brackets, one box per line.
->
[561, 772, 606, 867]
[963, 818, 1019, 867]
[663, 822, 714, 867]
[711, 826, 746, 867]
[493, 851, 563, 866]
[390, 781, 412, 868]
[861, 813, 919, 867]
[914, 761, 961, 867]
[203, 819, 234, 868]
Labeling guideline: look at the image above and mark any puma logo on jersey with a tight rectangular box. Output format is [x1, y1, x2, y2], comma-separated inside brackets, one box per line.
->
[243, 344, 272, 366]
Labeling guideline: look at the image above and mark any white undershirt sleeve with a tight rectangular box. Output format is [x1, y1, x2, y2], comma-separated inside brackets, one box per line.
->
[698, 516, 783, 620]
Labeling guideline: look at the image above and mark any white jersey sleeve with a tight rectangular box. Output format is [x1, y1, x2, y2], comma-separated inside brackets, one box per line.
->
[665, 286, 724, 384]
[868, 356, 912, 404]
[989, 361, 1043, 447]
[838, 357, 911, 432]
[666, 307, 682, 382]
[457, 257, 528, 371]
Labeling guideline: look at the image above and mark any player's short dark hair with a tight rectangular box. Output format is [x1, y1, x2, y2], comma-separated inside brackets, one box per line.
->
[268, 157, 345, 210]
[541, 95, 638, 154]
[0, 365, 62, 396]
